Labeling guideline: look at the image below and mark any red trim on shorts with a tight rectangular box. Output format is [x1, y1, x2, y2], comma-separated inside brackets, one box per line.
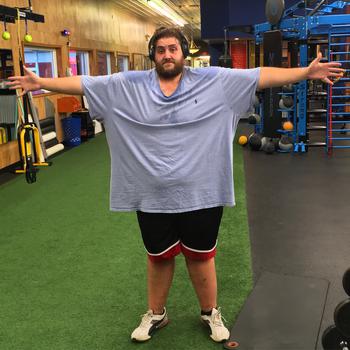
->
[181, 244, 216, 260]
[148, 242, 181, 262]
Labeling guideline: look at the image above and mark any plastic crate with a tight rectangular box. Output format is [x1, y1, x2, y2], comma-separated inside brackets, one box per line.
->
[62, 117, 81, 147]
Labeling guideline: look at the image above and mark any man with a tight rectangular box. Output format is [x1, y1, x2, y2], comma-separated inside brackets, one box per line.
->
[7, 26, 343, 344]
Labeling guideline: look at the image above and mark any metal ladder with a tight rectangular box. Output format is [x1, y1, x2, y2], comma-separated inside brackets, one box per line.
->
[327, 25, 350, 153]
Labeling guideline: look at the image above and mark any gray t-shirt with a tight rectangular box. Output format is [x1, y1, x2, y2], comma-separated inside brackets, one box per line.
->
[81, 66, 260, 213]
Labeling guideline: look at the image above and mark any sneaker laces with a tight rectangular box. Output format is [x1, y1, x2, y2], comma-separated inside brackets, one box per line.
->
[138, 310, 154, 329]
[212, 307, 227, 327]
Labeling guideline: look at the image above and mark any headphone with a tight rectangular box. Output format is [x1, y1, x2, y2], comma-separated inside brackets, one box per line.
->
[148, 27, 189, 61]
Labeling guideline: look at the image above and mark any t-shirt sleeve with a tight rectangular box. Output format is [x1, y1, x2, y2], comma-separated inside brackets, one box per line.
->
[219, 67, 260, 116]
[81, 74, 117, 122]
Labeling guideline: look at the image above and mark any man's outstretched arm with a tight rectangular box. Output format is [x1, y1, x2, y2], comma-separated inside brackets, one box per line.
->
[258, 52, 345, 90]
[6, 66, 83, 95]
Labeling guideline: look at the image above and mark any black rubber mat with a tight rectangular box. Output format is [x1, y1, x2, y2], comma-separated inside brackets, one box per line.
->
[225, 271, 329, 350]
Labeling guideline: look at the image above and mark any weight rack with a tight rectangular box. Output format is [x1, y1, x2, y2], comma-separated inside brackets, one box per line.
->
[254, 0, 350, 153]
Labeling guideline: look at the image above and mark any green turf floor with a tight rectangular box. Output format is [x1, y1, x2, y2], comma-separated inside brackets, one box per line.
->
[0, 134, 252, 350]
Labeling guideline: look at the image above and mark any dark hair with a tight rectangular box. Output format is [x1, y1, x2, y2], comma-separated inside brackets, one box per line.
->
[148, 26, 189, 61]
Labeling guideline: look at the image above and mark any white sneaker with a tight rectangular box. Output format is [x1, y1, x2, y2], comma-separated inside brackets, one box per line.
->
[131, 308, 169, 342]
[200, 307, 230, 342]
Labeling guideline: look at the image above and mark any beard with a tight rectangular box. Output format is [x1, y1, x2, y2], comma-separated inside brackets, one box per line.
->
[155, 58, 184, 79]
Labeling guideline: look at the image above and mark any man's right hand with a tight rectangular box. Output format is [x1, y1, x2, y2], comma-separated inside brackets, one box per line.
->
[6, 66, 84, 96]
[6, 66, 41, 95]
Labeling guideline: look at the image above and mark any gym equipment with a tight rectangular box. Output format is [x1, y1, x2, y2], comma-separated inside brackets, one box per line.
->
[278, 98, 286, 110]
[2, 30, 10, 40]
[283, 121, 294, 131]
[219, 28, 232, 68]
[265, 0, 285, 25]
[334, 299, 350, 338]
[264, 140, 275, 154]
[278, 135, 293, 151]
[23, 18, 32, 42]
[342, 268, 350, 297]
[248, 113, 261, 125]
[238, 135, 248, 146]
[0, 127, 6, 144]
[24, 33, 32, 42]
[2, 18, 10, 40]
[255, 0, 350, 153]
[322, 325, 350, 350]
[248, 133, 262, 151]
[271, 137, 280, 151]
[46, 143, 64, 157]
[8, 4, 49, 183]
[281, 96, 293, 108]
[263, 30, 282, 138]
[260, 136, 269, 151]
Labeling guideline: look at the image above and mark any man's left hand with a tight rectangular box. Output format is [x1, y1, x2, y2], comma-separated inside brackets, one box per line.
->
[308, 52, 345, 85]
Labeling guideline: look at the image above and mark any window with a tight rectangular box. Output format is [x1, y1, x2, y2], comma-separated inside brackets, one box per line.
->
[24, 47, 57, 78]
[97, 51, 111, 75]
[69, 50, 90, 75]
[116, 54, 129, 72]
[24, 47, 58, 94]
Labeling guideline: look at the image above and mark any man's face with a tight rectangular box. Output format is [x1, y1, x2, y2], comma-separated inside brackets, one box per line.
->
[154, 37, 185, 79]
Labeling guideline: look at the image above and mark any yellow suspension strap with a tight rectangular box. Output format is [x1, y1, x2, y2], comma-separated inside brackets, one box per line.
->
[0, 127, 6, 144]
[15, 94, 51, 183]
[14, 9, 50, 184]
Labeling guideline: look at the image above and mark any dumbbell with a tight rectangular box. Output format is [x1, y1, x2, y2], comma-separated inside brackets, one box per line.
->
[343, 268, 350, 296]
[322, 289, 350, 348]
[322, 269, 350, 349]
[334, 299, 350, 340]
[322, 325, 350, 350]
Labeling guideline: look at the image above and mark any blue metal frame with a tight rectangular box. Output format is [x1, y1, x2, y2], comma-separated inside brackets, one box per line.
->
[254, 0, 350, 152]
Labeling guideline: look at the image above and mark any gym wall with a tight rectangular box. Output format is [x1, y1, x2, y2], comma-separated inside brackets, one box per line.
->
[0, 0, 158, 170]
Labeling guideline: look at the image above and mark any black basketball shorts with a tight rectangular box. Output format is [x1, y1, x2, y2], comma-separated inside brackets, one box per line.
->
[136, 206, 223, 262]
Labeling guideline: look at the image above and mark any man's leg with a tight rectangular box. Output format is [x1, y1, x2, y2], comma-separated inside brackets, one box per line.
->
[179, 207, 229, 342]
[148, 257, 175, 313]
[131, 211, 181, 342]
[184, 256, 217, 312]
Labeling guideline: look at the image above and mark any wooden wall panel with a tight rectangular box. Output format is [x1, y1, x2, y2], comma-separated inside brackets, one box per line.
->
[0, 0, 158, 169]
[0, 141, 20, 170]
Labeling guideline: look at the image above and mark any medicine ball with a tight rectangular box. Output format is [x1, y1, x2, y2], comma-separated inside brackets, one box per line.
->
[283, 121, 294, 131]
[238, 135, 248, 146]
[248, 133, 262, 151]
[282, 96, 293, 108]
[248, 113, 261, 125]
[260, 136, 269, 151]
[278, 135, 293, 151]
[279, 98, 286, 109]
[272, 137, 280, 151]
[264, 140, 275, 154]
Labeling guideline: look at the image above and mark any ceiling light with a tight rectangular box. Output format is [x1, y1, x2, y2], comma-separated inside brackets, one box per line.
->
[147, 0, 186, 27]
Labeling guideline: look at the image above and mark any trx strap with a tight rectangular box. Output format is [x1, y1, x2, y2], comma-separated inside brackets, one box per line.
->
[14, 8, 50, 183]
